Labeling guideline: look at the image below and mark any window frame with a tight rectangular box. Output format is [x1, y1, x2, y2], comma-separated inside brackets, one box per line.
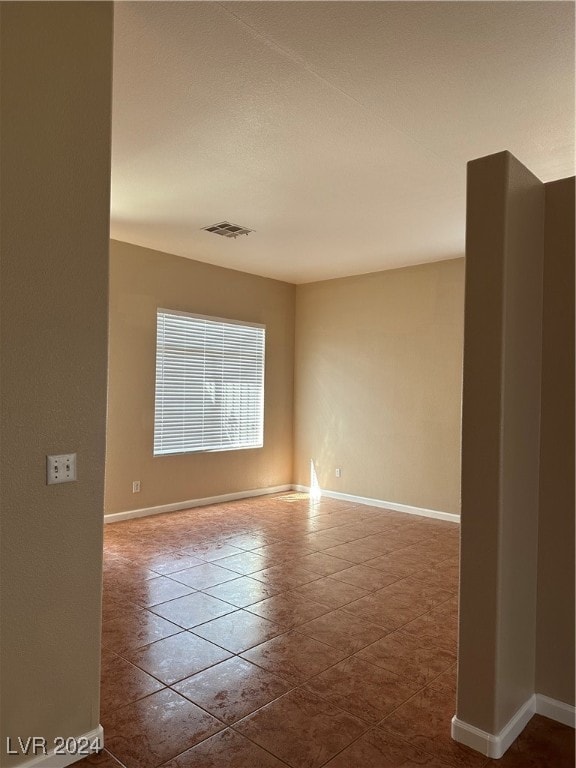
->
[153, 308, 266, 457]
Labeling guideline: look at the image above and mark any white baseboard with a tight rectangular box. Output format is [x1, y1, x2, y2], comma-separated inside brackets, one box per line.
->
[105, 484, 459, 525]
[291, 484, 460, 523]
[452, 693, 575, 759]
[9, 725, 103, 768]
[535, 693, 576, 728]
[451, 697, 535, 758]
[104, 485, 292, 523]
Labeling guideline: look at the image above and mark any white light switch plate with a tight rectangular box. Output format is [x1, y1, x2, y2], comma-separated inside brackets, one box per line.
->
[47, 453, 77, 484]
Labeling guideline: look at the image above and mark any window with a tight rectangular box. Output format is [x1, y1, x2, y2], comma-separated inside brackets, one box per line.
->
[154, 309, 265, 455]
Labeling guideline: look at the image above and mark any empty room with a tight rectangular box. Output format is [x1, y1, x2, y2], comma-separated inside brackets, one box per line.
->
[1, 3, 574, 768]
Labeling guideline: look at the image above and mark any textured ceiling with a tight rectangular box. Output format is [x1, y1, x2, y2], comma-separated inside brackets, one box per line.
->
[111, 2, 575, 284]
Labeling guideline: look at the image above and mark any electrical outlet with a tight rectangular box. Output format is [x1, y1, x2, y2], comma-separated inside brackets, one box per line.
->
[47, 453, 77, 485]
[335, 467, 342, 478]
[132, 480, 141, 493]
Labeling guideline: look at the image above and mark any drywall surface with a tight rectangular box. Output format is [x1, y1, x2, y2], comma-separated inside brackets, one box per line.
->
[105, 240, 295, 515]
[457, 151, 544, 734]
[293, 258, 464, 514]
[536, 177, 575, 706]
[0, 3, 113, 766]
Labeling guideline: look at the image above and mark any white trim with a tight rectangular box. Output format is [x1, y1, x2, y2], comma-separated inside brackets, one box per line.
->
[157, 307, 265, 330]
[291, 484, 460, 523]
[10, 725, 103, 768]
[451, 693, 576, 758]
[104, 485, 292, 523]
[105, 484, 459, 525]
[535, 694, 576, 728]
[451, 697, 535, 759]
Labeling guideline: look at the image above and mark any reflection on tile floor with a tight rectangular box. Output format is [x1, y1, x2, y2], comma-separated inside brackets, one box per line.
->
[79, 493, 574, 768]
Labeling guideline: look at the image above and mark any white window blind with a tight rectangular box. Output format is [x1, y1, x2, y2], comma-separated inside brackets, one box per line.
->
[154, 309, 265, 456]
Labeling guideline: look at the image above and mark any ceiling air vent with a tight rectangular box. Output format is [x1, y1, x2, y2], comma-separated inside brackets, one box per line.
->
[203, 221, 252, 239]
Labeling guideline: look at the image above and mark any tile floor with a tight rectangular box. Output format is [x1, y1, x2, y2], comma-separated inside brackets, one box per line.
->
[79, 493, 574, 768]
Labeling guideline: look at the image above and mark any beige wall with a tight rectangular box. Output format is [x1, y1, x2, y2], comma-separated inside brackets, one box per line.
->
[293, 259, 464, 514]
[457, 151, 548, 739]
[105, 240, 295, 516]
[536, 177, 575, 706]
[0, 3, 113, 766]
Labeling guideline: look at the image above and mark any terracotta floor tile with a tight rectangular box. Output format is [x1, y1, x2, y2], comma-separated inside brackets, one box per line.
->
[103, 563, 159, 582]
[303, 656, 419, 724]
[101, 595, 142, 623]
[346, 534, 394, 554]
[174, 656, 292, 723]
[102, 551, 129, 566]
[299, 532, 352, 550]
[430, 595, 459, 618]
[379, 678, 487, 768]
[212, 551, 269, 575]
[364, 550, 437, 578]
[355, 629, 456, 686]
[103, 541, 147, 559]
[149, 592, 236, 629]
[394, 540, 453, 564]
[108, 575, 195, 608]
[328, 564, 402, 591]
[102, 571, 138, 603]
[340, 593, 423, 632]
[180, 541, 246, 561]
[490, 714, 575, 768]
[122, 631, 232, 685]
[101, 610, 182, 653]
[335, 525, 388, 540]
[241, 630, 348, 683]
[190, 609, 285, 653]
[103, 688, 223, 768]
[161, 728, 288, 768]
[203, 575, 281, 607]
[224, 533, 281, 550]
[276, 529, 322, 544]
[409, 564, 459, 593]
[105, 541, 174, 560]
[401, 611, 458, 655]
[432, 666, 457, 693]
[308, 518, 362, 534]
[296, 609, 388, 653]
[234, 687, 368, 768]
[370, 578, 454, 614]
[168, 562, 239, 590]
[76, 749, 126, 767]
[100, 649, 164, 713]
[290, 576, 369, 608]
[376, 529, 436, 551]
[252, 541, 317, 562]
[246, 593, 332, 628]
[139, 552, 205, 575]
[412, 519, 459, 536]
[250, 564, 321, 589]
[292, 552, 354, 576]
[321, 541, 385, 564]
[415, 536, 460, 558]
[322, 727, 456, 768]
[347, 520, 401, 535]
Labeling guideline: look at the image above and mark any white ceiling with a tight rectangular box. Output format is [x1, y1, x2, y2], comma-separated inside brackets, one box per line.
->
[111, 2, 575, 284]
